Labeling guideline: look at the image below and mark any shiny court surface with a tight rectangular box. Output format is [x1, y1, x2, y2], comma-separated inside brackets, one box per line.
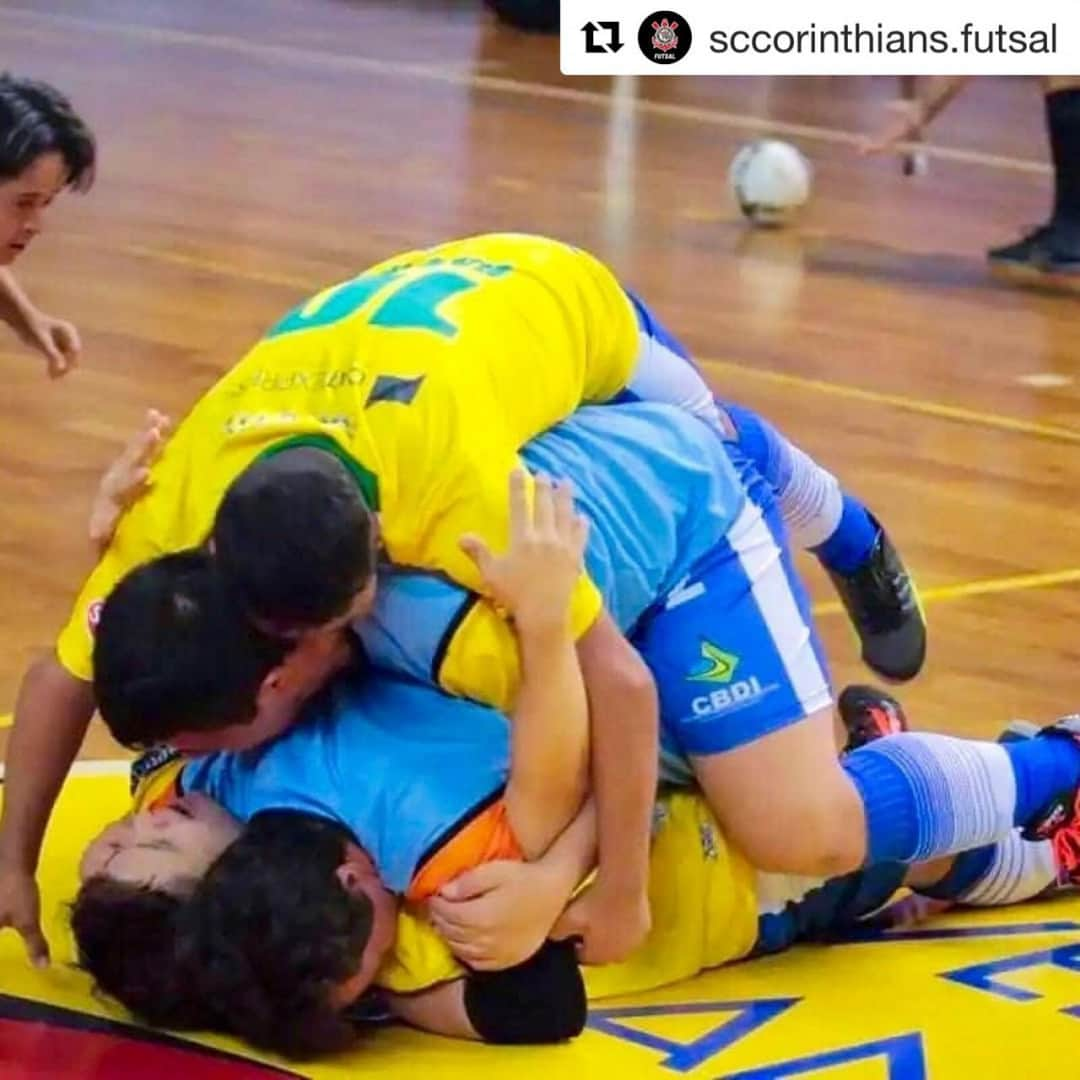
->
[2, 2, 1080, 1076]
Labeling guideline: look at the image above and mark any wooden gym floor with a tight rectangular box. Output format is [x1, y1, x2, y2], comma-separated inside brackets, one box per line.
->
[3, 2, 1079, 758]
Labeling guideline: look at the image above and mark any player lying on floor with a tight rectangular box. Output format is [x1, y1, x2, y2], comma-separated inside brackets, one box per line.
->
[71, 665, 1073, 1058]
[88, 390, 1080, 969]
[1, 233, 924, 968]
[74, 459, 1079, 1059]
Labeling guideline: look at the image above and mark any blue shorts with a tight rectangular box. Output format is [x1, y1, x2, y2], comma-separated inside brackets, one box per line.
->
[633, 468, 833, 778]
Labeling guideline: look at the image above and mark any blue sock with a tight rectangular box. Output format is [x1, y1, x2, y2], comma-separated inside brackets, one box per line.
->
[719, 401, 791, 491]
[843, 731, 1080, 866]
[719, 400, 876, 567]
[813, 494, 879, 575]
[1001, 733, 1080, 824]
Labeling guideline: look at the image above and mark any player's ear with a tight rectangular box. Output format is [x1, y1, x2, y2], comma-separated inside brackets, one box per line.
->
[350, 575, 378, 621]
[256, 662, 286, 699]
[335, 864, 362, 895]
[335, 844, 377, 897]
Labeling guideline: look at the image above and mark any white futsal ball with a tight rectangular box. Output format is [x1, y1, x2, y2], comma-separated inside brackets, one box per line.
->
[729, 139, 812, 227]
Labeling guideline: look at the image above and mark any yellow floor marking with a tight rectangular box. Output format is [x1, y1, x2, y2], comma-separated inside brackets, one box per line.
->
[703, 358, 1080, 445]
[814, 567, 1080, 617]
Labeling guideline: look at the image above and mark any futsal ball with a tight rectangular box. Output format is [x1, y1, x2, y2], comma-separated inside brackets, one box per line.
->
[729, 140, 812, 227]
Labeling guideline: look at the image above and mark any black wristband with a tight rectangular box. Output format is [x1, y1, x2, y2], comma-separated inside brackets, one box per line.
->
[463, 939, 586, 1045]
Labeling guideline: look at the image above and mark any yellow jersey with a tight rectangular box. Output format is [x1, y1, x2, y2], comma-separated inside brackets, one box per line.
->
[129, 760, 759, 1000]
[381, 790, 761, 999]
[59, 234, 640, 681]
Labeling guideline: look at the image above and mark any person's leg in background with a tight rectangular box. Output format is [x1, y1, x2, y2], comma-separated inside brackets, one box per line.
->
[989, 77, 1080, 272]
[862, 76, 1080, 275]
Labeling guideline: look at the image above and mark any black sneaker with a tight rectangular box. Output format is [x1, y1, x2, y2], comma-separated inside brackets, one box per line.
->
[827, 522, 926, 682]
[1042, 247, 1080, 274]
[988, 223, 1080, 274]
[838, 684, 909, 753]
[988, 223, 1053, 266]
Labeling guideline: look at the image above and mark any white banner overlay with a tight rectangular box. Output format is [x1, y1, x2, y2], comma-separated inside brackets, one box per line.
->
[560, 1, 1077, 75]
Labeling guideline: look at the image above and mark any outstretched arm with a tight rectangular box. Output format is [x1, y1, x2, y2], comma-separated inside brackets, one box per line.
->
[0, 654, 95, 966]
[0, 268, 81, 377]
[860, 77, 972, 155]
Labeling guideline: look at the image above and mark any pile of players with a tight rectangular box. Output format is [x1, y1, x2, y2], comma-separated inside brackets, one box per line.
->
[2, 75, 1080, 1062]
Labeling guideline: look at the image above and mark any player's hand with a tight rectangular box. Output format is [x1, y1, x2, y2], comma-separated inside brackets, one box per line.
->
[0, 859, 49, 968]
[459, 469, 588, 632]
[551, 879, 651, 965]
[858, 99, 925, 156]
[877, 893, 955, 929]
[428, 859, 570, 971]
[18, 309, 81, 378]
[88, 410, 171, 549]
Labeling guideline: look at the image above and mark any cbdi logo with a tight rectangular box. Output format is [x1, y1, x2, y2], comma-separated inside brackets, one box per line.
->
[638, 10, 692, 64]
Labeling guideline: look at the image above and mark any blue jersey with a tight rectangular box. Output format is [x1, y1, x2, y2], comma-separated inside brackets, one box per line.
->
[357, 402, 747, 701]
[181, 676, 510, 894]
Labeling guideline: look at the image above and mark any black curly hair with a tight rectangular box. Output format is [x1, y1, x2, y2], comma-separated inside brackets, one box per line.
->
[70, 875, 211, 1031]
[71, 811, 376, 1061]
[183, 811, 375, 1058]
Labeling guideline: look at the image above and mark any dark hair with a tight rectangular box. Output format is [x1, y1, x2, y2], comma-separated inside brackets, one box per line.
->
[0, 73, 95, 190]
[183, 812, 375, 1059]
[214, 447, 376, 631]
[71, 813, 374, 1060]
[70, 876, 210, 1031]
[93, 549, 290, 747]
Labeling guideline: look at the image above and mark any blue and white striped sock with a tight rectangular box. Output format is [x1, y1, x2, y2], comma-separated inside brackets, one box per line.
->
[843, 731, 1080, 865]
[915, 832, 1059, 906]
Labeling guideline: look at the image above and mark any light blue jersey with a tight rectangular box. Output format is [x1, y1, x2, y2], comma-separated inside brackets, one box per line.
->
[357, 402, 747, 689]
[182, 676, 510, 894]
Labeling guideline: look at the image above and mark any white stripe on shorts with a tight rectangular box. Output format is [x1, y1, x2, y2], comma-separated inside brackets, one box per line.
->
[728, 500, 833, 719]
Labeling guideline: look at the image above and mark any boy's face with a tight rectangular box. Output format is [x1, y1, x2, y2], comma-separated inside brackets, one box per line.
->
[79, 794, 242, 892]
[81, 805, 399, 999]
[0, 152, 67, 264]
[168, 627, 355, 755]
